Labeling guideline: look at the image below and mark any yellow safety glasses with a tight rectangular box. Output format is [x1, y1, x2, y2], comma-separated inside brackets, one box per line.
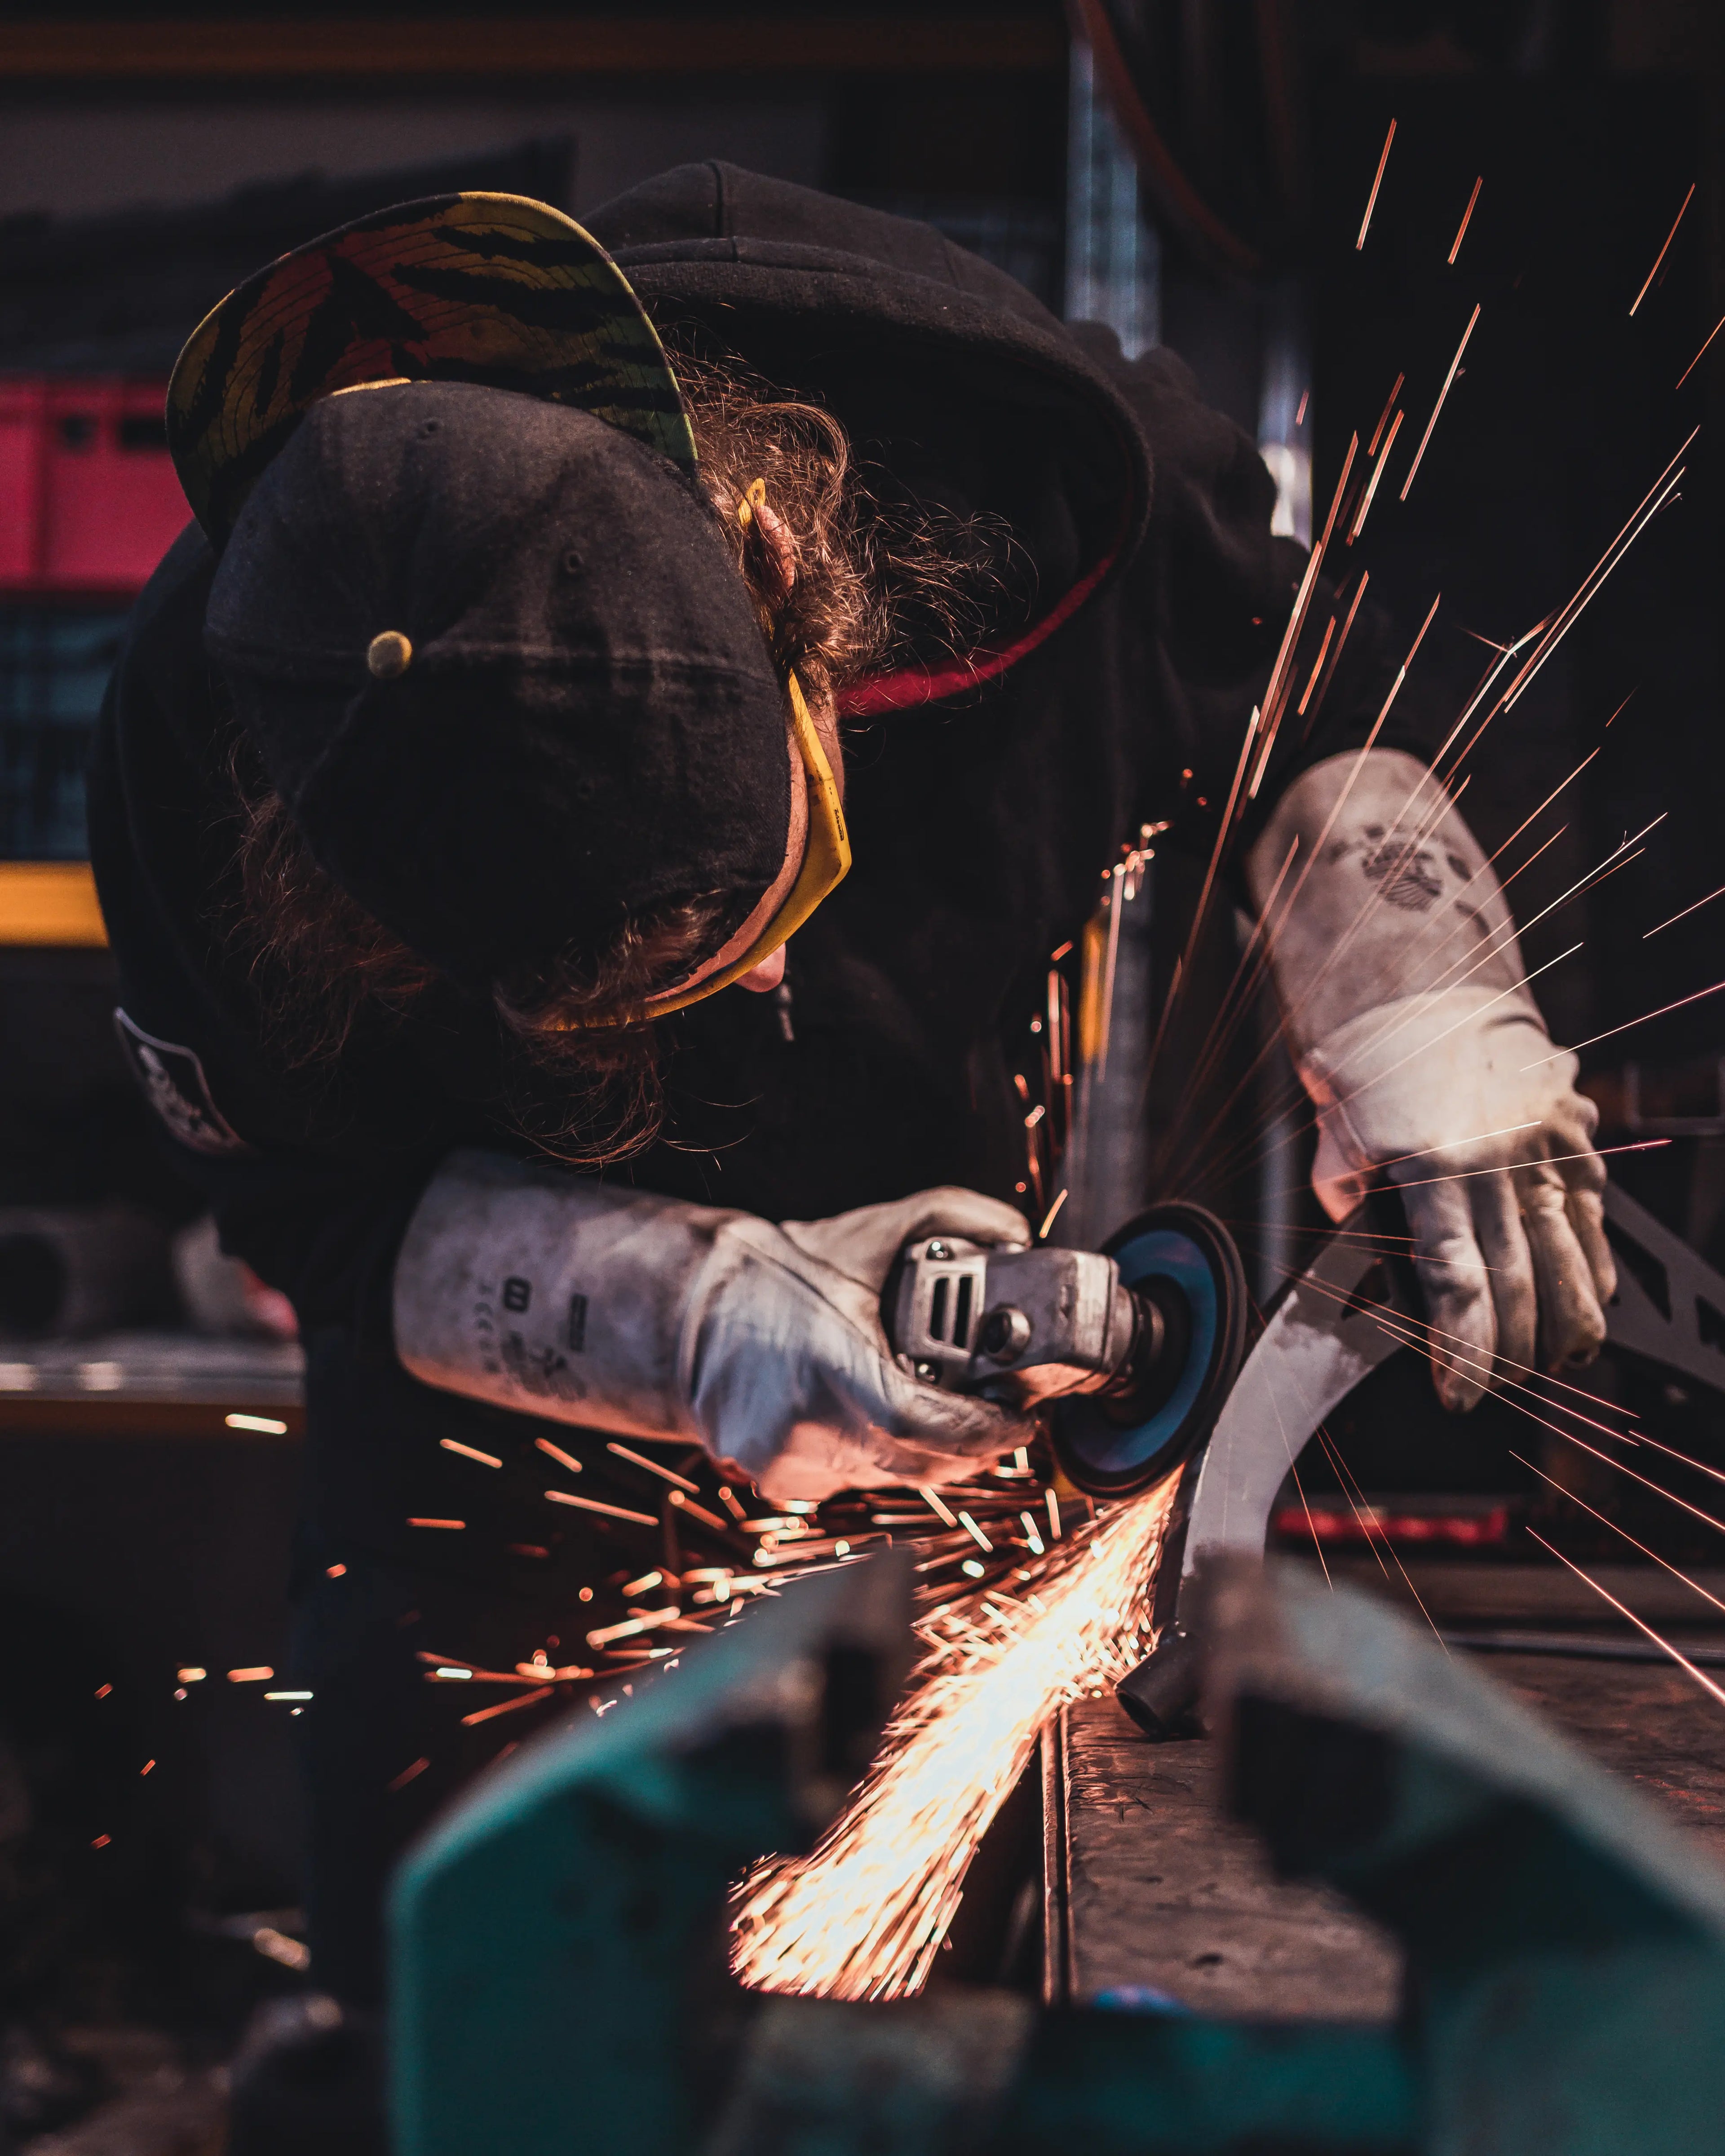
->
[626, 669, 850, 1023]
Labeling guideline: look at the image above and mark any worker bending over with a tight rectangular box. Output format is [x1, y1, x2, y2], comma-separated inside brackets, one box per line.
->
[91, 169, 1611, 2005]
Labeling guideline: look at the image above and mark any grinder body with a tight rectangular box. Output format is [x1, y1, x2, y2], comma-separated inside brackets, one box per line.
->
[886, 1203, 1247, 1498]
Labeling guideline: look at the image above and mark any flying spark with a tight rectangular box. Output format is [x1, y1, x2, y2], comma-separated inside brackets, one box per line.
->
[1643, 881, 1725, 940]
[1401, 305, 1480, 501]
[1630, 184, 1694, 316]
[544, 1489, 657, 1526]
[1448, 177, 1482, 265]
[1356, 119, 1396, 251]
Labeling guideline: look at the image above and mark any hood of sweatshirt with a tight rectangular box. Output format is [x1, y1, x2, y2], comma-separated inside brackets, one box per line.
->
[584, 161, 1154, 715]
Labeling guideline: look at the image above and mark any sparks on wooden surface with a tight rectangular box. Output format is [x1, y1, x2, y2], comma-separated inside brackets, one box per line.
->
[729, 1479, 1177, 2001]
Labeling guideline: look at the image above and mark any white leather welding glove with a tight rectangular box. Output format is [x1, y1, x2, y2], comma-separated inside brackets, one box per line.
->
[1250, 750, 1615, 1409]
[393, 1150, 1035, 1503]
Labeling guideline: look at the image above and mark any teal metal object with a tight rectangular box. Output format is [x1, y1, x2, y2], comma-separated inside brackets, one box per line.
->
[390, 1549, 1725, 2155]
[389, 1554, 913, 2156]
[1206, 1558, 1725, 2156]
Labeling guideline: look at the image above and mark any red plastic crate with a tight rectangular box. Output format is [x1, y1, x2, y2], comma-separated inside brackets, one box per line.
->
[0, 377, 192, 595]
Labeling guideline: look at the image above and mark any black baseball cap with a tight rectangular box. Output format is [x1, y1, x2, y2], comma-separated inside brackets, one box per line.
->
[204, 379, 791, 986]
[177, 194, 792, 988]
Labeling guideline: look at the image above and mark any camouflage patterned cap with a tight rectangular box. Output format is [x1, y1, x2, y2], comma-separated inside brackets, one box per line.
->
[168, 191, 696, 543]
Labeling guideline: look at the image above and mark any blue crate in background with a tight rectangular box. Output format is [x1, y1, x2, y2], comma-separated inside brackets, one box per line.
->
[0, 608, 128, 859]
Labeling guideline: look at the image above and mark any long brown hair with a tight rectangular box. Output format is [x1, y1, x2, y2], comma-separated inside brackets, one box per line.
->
[222, 362, 1004, 1162]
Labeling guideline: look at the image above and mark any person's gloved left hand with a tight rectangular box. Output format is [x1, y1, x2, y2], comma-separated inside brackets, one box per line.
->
[1300, 984, 1616, 1408]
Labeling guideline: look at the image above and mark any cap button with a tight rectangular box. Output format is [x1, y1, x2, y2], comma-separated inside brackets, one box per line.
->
[367, 631, 412, 680]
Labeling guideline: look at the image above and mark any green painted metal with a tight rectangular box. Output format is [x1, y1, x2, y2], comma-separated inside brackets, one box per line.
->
[389, 1555, 911, 2156]
[1211, 1560, 1725, 2156]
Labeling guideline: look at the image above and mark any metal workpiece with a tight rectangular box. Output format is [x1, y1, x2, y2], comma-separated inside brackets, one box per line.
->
[1177, 1215, 1411, 1583]
[1041, 1697, 1403, 2022]
[1116, 1206, 1407, 1736]
[1176, 1177, 1725, 1583]
[1119, 1175, 1725, 1736]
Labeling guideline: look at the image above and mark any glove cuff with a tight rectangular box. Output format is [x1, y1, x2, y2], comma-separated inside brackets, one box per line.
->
[394, 1147, 732, 1439]
[1300, 985, 1551, 1113]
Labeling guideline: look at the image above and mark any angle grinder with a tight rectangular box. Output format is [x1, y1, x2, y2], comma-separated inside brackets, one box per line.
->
[886, 1204, 1248, 1497]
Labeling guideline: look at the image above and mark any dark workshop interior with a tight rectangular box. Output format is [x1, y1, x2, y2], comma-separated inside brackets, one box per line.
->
[5, 5, 1725, 2152]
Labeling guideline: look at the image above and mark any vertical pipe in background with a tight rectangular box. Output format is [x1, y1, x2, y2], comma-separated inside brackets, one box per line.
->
[1253, 292, 1310, 1301]
[1256, 279, 1311, 547]
[1238, 908, 1302, 1311]
[1066, 33, 1160, 356]
[1055, 856, 1157, 1252]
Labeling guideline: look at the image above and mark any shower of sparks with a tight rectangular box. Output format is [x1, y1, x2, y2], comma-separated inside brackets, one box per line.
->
[1498, 436, 1692, 714]
[1630, 184, 1694, 316]
[1302, 571, 1369, 716]
[730, 1478, 1177, 2001]
[1448, 177, 1482, 265]
[1400, 304, 1479, 501]
[461, 1683, 555, 1727]
[391, 133, 1725, 1989]
[1356, 120, 1396, 251]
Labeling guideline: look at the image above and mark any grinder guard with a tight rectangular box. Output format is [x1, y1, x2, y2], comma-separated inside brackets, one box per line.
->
[1049, 1203, 1248, 1498]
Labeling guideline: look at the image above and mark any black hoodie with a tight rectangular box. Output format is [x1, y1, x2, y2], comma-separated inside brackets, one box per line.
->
[88, 164, 1430, 1570]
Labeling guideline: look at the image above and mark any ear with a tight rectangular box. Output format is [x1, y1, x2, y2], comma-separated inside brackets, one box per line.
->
[737, 478, 796, 603]
[734, 945, 787, 994]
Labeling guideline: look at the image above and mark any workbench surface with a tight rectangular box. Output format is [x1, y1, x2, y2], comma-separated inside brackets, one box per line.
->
[1049, 1576, 1725, 2016]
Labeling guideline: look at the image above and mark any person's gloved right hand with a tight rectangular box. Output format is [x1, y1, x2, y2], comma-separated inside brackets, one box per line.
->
[394, 1150, 1035, 1504]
